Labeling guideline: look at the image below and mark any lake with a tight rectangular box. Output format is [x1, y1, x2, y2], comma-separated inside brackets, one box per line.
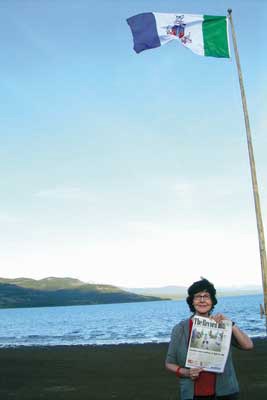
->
[0, 294, 265, 347]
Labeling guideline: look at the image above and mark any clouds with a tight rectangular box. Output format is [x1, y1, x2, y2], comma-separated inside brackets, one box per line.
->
[0, 173, 262, 289]
[0, 213, 23, 224]
[0, 170, 262, 289]
[35, 186, 96, 201]
[0, 222, 261, 288]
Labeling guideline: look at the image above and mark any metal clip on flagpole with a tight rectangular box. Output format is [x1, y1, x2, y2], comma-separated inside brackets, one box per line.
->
[227, 9, 267, 321]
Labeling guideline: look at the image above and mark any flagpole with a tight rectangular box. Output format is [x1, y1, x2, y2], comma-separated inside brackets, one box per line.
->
[227, 9, 267, 317]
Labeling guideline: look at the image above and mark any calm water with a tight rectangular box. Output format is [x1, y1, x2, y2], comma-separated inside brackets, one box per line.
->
[0, 294, 265, 347]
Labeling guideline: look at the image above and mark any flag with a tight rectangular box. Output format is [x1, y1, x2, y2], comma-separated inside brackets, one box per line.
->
[127, 13, 230, 58]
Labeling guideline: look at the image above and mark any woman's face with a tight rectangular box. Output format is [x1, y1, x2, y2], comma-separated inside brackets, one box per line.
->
[192, 290, 213, 317]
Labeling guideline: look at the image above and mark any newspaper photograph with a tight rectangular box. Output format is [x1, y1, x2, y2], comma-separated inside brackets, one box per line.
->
[185, 316, 232, 373]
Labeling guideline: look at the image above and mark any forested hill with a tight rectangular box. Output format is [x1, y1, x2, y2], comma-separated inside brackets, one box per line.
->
[0, 277, 162, 309]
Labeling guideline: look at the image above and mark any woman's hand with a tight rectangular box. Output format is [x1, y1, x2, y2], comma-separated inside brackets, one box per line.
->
[211, 313, 231, 324]
[210, 313, 253, 350]
[188, 367, 203, 380]
[165, 363, 203, 379]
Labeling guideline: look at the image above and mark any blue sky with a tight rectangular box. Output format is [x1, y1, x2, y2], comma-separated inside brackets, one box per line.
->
[0, 0, 266, 288]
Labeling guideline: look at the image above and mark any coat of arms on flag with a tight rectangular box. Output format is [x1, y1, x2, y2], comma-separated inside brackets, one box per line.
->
[166, 15, 185, 38]
[166, 15, 192, 45]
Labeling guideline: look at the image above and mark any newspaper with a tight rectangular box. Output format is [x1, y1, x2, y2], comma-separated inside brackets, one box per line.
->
[185, 316, 232, 373]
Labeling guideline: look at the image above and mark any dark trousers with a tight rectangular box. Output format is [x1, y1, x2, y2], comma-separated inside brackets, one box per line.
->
[193, 393, 239, 400]
[217, 395, 239, 400]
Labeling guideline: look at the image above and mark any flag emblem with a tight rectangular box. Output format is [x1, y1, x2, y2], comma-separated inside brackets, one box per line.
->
[166, 15, 185, 38]
[166, 15, 192, 45]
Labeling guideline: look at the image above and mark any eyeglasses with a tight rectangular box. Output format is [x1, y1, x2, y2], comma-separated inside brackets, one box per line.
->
[194, 294, 211, 301]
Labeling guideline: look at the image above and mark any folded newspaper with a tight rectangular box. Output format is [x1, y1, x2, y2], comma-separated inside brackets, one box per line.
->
[185, 316, 232, 373]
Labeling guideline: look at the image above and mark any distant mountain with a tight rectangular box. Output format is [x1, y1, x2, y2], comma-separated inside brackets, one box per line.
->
[0, 277, 84, 290]
[216, 285, 262, 297]
[123, 285, 262, 300]
[123, 285, 187, 299]
[0, 277, 162, 309]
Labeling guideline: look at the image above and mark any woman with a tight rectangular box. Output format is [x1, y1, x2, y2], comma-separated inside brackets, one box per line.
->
[165, 278, 253, 400]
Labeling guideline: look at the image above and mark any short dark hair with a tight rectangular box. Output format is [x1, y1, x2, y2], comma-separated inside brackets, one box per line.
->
[186, 278, 217, 313]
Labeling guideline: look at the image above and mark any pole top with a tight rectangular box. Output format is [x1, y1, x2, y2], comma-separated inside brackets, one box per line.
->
[227, 9, 232, 15]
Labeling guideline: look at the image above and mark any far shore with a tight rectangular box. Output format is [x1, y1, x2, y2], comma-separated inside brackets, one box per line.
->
[0, 337, 266, 399]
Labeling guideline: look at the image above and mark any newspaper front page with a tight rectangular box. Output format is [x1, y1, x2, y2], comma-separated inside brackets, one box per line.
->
[185, 316, 232, 373]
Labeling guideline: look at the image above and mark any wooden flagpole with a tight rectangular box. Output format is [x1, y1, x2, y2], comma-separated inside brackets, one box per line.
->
[227, 9, 267, 317]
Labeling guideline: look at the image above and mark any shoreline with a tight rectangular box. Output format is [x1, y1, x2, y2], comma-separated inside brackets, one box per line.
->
[1, 335, 267, 348]
[0, 338, 266, 399]
[1, 335, 266, 349]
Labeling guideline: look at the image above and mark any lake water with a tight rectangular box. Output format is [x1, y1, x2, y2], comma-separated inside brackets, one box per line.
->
[0, 294, 265, 347]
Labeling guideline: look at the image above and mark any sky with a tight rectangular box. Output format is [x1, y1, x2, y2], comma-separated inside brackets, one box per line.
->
[0, 0, 267, 289]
